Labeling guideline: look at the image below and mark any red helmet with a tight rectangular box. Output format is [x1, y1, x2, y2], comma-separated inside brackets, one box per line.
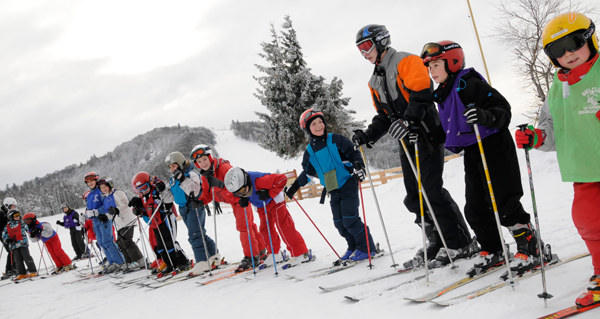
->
[299, 108, 325, 132]
[421, 41, 465, 75]
[23, 212, 37, 225]
[84, 171, 99, 183]
[132, 171, 151, 193]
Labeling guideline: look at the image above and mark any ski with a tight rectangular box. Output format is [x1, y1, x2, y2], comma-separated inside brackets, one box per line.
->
[344, 272, 429, 302]
[287, 250, 387, 281]
[403, 262, 507, 303]
[431, 253, 589, 307]
[320, 267, 415, 292]
[536, 301, 600, 319]
[146, 263, 239, 289]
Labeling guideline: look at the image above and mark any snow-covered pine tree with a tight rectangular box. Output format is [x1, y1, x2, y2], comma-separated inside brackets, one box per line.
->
[253, 15, 362, 159]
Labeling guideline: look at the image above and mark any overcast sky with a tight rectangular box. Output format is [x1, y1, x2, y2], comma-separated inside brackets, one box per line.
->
[0, 0, 588, 188]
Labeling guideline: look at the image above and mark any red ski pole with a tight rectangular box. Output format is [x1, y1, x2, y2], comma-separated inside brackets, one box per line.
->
[291, 197, 339, 259]
[358, 183, 373, 269]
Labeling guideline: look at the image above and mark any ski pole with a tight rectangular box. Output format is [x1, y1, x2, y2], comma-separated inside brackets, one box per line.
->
[212, 188, 218, 252]
[136, 216, 151, 277]
[193, 205, 213, 276]
[36, 241, 50, 275]
[291, 197, 340, 259]
[356, 143, 398, 268]
[415, 141, 431, 284]
[262, 201, 279, 276]
[517, 124, 552, 306]
[243, 206, 257, 275]
[472, 123, 515, 287]
[358, 183, 373, 269]
[83, 231, 94, 275]
[400, 138, 456, 270]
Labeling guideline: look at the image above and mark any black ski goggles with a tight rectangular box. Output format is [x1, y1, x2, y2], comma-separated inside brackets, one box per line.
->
[420, 42, 462, 59]
[544, 31, 590, 59]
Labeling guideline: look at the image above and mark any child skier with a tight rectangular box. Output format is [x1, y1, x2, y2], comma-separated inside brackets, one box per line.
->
[129, 171, 191, 275]
[84, 172, 124, 273]
[56, 203, 87, 260]
[164, 151, 219, 276]
[23, 212, 74, 274]
[189, 145, 268, 270]
[225, 167, 315, 269]
[285, 109, 377, 263]
[2, 210, 37, 280]
[1, 198, 17, 279]
[351, 24, 474, 269]
[516, 12, 599, 306]
[421, 40, 551, 277]
[224, 167, 312, 271]
[98, 177, 145, 271]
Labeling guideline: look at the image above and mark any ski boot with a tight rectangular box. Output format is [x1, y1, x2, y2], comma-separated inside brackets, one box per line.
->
[14, 274, 28, 282]
[466, 245, 510, 278]
[235, 256, 260, 273]
[403, 223, 441, 270]
[429, 237, 480, 269]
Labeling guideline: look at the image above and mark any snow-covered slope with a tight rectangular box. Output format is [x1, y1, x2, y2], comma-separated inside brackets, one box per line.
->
[0, 130, 594, 319]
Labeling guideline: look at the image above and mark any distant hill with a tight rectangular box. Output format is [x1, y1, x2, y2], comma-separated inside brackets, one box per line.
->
[0, 125, 216, 216]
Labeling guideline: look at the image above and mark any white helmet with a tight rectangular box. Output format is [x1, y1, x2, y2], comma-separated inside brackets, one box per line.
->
[224, 167, 252, 195]
[3, 197, 17, 209]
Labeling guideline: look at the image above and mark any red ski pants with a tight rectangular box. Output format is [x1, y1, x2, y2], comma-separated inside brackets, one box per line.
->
[257, 201, 308, 258]
[572, 182, 600, 275]
[233, 203, 266, 257]
[45, 235, 72, 268]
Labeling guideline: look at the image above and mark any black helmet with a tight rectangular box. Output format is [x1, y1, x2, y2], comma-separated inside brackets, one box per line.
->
[356, 24, 391, 64]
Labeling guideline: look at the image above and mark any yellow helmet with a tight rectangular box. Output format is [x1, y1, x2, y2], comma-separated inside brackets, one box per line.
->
[542, 12, 598, 67]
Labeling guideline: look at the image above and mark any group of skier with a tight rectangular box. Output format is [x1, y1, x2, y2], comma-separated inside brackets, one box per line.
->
[349, 11, 599, 306]
[0, 10, 598, 309]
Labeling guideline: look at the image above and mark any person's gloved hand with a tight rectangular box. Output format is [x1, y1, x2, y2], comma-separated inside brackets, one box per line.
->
[256, 190, 270, 201]
[388, 120, 411, 141]
[351, 130, 374, 148]
[238, 197, 249, 208]
[463, 107, 494, 126]
[284, 181, 300, 200]
[97, 214, 109, 223]
[56, 220, 64, 227]
[128, 197, 143, 209]
[351, 162, 366, 182]
[108, 207, 120, 216]
[214, 201, 222, 215]
[190, 198, 205, 210]
[515, 125, 545, 150]
[173, 170, 186, 182]
[29, 227, 42, 237]
[206, 175, 225, 189]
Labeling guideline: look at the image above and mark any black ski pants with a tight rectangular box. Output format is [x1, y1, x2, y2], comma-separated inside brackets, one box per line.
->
[400, 140, 472, 250]
[12, 246, 37, 275]
[69, 227, 86, 258]
[463, 129, 530, 253]
[116, 226, 143, 263]
[3, 242, 15, 273]
[153, 222, 187, 268]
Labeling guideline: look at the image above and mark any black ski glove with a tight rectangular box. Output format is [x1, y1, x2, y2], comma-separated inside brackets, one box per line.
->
[5, 237, 14, 245]
[351, 130, 373, 148]
[190, 198, 205, 210]
[56, 220, 64, 227]
[388, 119, 411, 141]
[238, 197, 249, 208]
[97, 214, 109, 223]
[206, 175, 225, 189]
[463, 107, 494, 126]
[351, 161, 366, 182]
[284, 180, 300, 200]
[173, 170, 186, 182]
[128, 197, 143, 209]
[30, 227, 42, 237]
[256, 189, 270, 201]
[108, 207, 120, 216]
[132, 207, 143, 217]
[214, 201, 222, 215]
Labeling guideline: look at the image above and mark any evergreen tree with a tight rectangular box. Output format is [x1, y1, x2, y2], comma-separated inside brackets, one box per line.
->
[254, 15, 363, 159]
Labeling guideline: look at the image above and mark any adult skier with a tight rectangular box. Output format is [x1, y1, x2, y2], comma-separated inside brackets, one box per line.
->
[351, 24, 475, 269]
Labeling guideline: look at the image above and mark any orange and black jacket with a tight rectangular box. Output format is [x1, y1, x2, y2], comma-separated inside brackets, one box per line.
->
[365, 47, 445, 146]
